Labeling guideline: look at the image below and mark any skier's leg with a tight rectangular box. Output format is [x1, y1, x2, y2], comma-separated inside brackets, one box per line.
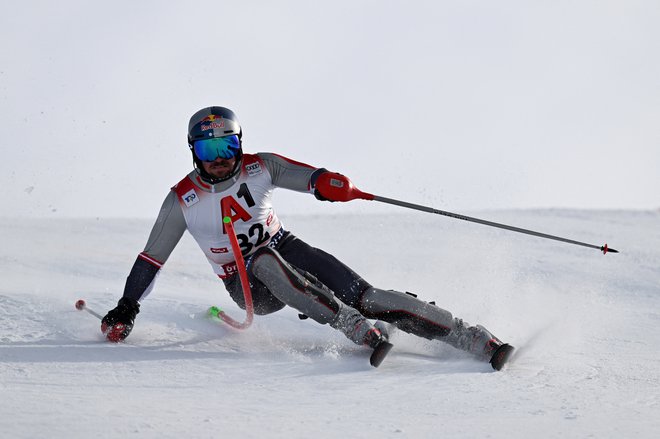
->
[222, 269, 286, 315]
[358, 287, 504, 361]
[274, 233, 372, 308]
[250, 247, 386, 348]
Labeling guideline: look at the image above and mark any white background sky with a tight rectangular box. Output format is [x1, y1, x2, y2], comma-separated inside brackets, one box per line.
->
[1, 0, 658, 218]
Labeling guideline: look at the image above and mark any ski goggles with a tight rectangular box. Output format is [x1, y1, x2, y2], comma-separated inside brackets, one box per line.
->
[192, 135, 241, 161]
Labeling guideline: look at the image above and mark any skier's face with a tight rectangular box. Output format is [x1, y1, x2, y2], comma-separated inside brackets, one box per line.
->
[202, 156, 236, 179]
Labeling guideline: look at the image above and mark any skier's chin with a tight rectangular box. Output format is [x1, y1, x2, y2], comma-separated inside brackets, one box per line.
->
[203, 159, 235, 179]
[209, 168, 231, 179]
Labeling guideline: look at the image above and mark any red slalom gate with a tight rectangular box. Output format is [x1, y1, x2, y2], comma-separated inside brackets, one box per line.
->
[212, 216, 254, 329]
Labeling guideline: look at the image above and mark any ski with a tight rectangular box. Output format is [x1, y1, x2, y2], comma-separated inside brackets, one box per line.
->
[490, 343, 515, 371]
[210, 305, 394, 367]
[370, 341, 394, 367]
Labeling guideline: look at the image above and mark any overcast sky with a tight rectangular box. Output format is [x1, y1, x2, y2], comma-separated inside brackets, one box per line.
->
[1, 0, 658, 218]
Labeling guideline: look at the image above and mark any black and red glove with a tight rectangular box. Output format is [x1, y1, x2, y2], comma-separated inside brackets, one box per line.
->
[314, 172, 371, 202]
[101, 297, 140, 342]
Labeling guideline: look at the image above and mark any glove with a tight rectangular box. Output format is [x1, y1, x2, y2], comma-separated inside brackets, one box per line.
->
[314, 188, 334, 202]
[314, 172, 364, 202]
[101, 297, 140, 342]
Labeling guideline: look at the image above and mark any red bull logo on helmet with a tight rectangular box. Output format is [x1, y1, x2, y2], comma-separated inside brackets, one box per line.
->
[200, 115, 225, 131]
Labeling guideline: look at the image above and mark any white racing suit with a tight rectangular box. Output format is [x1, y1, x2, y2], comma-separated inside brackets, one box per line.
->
[121, 152, 505, 361]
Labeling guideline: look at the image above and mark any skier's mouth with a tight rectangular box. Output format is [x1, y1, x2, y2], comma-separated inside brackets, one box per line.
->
[210, 161, 231, 169]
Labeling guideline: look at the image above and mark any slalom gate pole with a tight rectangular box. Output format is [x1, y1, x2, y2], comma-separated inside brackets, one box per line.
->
[209, 216, 254, 330]
[74, 299, 103, 319]
[315, 173, 619, 255]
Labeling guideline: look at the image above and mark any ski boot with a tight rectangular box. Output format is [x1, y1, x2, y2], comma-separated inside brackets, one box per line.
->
[332, 304, 393, 367]
[442, 319, 515, 371]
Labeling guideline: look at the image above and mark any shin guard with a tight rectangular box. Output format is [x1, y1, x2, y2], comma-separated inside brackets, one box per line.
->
[251, 247, 339, 324]
[359, 287, 453, 339]
[359, 287, 503, 359]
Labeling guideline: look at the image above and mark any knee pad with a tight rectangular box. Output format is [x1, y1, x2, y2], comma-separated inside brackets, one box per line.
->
[251, 247, 340, 324]
[359, 287, 453, 338]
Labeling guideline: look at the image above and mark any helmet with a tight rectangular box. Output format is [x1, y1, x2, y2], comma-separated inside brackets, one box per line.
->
[187, 106, 243, 183]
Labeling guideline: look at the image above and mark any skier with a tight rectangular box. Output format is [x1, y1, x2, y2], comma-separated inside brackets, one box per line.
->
[102, 106, 514, 370]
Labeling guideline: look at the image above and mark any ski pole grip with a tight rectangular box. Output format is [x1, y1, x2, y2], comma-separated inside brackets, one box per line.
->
[315, 172, 374, 202]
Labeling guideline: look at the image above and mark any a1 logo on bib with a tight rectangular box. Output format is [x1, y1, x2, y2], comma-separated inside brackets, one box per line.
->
[182, 189, 199, 207]
[245, 162, 262, 177]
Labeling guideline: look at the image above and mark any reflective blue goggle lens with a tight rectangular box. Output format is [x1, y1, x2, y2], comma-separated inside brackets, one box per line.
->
[193, 135, 241, 161]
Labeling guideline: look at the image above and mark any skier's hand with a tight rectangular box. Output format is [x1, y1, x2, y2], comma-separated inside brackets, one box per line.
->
[101, 297, 140, 342]
[314, 188, 334, 202]
[314, 172, 360, 202]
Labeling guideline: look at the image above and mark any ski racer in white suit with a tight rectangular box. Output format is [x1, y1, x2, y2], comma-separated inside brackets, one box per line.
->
[102, 106, 514, 370]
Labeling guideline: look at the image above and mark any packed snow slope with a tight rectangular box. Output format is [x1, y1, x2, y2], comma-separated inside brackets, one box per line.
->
[1, 209, 659, 438]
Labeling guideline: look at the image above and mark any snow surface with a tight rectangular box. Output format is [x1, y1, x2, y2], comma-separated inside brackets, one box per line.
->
[1, 209, 659, 438]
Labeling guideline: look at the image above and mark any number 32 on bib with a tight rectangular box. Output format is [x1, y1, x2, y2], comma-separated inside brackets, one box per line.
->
[220, 183, 272, 255]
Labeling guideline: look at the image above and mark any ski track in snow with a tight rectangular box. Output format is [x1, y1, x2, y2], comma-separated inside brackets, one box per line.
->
[1, 210, 659, 438]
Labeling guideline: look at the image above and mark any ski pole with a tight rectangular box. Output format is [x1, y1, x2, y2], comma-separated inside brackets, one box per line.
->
[75, 299, 103, 319]
[209, 216, 254, 330]
[316, 173, 619, 255]
[371, 194, 618, 254]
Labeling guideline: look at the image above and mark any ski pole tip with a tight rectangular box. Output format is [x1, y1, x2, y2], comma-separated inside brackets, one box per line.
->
[75, 299, 86, 310]
[601, 244, 619, 254]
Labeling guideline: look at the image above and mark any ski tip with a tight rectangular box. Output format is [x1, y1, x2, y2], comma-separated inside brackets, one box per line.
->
[370, 341, 394, 368]
[490, 343, 515, 371]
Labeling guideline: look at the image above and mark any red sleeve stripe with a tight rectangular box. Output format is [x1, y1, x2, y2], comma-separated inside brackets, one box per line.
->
[139, 252, 164, 268]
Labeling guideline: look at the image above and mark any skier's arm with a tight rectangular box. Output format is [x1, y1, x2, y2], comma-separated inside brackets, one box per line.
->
[257, 152, 327, 193]
[257, 152, 357, 202]
[102, 191, 186, 342]
[123, 190, 187, 302]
